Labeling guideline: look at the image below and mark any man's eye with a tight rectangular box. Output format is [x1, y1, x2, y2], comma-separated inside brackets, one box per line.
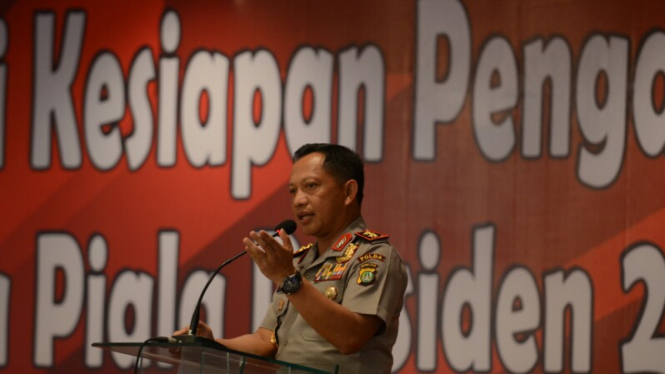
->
[288, 188, 296, 194]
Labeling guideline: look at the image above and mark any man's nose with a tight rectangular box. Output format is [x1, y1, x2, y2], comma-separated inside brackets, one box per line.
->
[293, 189, 307, 206]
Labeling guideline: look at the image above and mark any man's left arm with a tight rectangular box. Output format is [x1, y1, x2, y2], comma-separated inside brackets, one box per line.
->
[244, 229, 405, 355]
[285, 276, 383, 354]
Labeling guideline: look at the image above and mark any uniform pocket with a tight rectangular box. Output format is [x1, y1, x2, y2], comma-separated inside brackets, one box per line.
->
[297, 314, 323, 341]
[299, 280, 344, 341]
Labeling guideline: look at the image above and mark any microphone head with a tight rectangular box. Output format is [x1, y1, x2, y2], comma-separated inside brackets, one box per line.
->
[274, 219, 297, 235]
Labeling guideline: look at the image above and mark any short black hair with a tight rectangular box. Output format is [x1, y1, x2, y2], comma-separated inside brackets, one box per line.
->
[293, 143, 364, 207]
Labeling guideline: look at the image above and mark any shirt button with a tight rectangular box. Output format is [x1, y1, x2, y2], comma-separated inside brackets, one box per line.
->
[304, 272, 312, 280]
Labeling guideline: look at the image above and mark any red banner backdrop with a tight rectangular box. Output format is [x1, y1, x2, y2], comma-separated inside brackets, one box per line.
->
[1, 0, 665, 373]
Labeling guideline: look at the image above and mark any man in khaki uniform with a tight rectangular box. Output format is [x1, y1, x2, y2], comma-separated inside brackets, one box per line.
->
[178, 143, 408, 374]
[262, 216, 407, 373]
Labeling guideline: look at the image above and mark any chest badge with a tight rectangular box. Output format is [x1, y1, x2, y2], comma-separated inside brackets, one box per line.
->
[331, 233, 353, 251]
[324, 286, 338, 300]
[336, 243, 359, 263]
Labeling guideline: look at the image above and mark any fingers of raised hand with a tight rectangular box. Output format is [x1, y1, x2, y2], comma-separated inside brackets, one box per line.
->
[278, 229, 293, 252]
[257, 230, 281, 252]
[243, 236, 265, 263]
[260, 230, 291, 255]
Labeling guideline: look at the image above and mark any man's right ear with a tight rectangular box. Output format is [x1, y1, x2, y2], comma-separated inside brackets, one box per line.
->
[343, 180, 359, 206]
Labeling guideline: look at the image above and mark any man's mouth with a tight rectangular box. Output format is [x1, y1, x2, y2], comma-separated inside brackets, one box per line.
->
[298, 212, 314, 222]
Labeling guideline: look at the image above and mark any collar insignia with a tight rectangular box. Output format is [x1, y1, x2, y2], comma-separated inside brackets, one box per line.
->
[331, 233, 353, 251]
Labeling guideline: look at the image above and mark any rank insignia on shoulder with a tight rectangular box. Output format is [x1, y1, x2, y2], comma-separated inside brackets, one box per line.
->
[357, 253, 386, 263]
[331, 233, 353, 251]
[294, 243, 313, 258]
[355, 229, 389, 242]
[336, 243, 359, 263]
[357, 263, 378, 285]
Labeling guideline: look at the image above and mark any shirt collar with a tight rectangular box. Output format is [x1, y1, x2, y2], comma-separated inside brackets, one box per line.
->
[310, 216, 367, 265]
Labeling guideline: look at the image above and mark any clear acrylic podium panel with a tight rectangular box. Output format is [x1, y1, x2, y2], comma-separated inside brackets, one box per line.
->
[93, 342, 338, 374]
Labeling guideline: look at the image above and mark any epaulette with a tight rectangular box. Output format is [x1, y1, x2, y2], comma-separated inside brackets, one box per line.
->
[294, 243, 313, 258]
[355, 229, 389, 242]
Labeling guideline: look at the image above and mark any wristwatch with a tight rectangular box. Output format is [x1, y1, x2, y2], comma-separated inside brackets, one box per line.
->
[279, 270, 302, 294]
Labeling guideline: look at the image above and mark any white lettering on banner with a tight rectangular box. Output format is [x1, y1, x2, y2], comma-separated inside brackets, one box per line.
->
[621, 243, 665, 373]
[633, 31, 665, 158]
[522, 38, 572, 159]
[417, 231, 440, 371]
[576, 35, 628, 189]
[108, 271, 154, 369]
[181, 51, 229, 167]
[0, 18, 7, 170]
[472, 36, 518, 162]
[284, 47, 333, 151]
[338, 46, 385, 161]
[442, 225, 493, 371]
[31, 12, 85, 169]
[413, 0, 665, 189]
[84, 53, 125, 170]
[34, 233, 85, 367]
[27, 225, 665, 372]
[496, 267, 540, 373]
[0, 273, 9, 367]
[156, 231, 178, 368]
[126, 48, 156, 170]
[30, 231, 229, 369]
[232, 50, 282, 199]
[543, 269, 593, 372]
[16, 7, 665, 193]
[157, 10, 181, 167]
[392, 265, 413, 373]
[432, 224, 593, 373]
[414, 0, 470, 161]
[25, 10, 386, 201]
[84, 235, 108, 367]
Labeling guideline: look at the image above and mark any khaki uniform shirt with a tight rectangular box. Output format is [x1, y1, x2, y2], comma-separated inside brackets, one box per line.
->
[260, 217, 408, 374]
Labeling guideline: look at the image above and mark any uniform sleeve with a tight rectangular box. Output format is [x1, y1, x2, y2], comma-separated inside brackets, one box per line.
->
[259, 293, 278, 332]
[341, 242, 407, 329]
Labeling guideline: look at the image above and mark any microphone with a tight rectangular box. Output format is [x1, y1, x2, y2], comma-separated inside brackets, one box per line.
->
[174, 219, 297, 345]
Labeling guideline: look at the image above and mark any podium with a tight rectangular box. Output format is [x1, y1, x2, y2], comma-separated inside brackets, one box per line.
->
[93, 340, 338, 374]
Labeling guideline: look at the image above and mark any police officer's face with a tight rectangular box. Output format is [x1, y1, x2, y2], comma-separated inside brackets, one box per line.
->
[289, 152, 348, 239]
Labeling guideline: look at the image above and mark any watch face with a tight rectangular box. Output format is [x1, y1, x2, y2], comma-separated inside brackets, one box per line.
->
[282, 271, 302, 294]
